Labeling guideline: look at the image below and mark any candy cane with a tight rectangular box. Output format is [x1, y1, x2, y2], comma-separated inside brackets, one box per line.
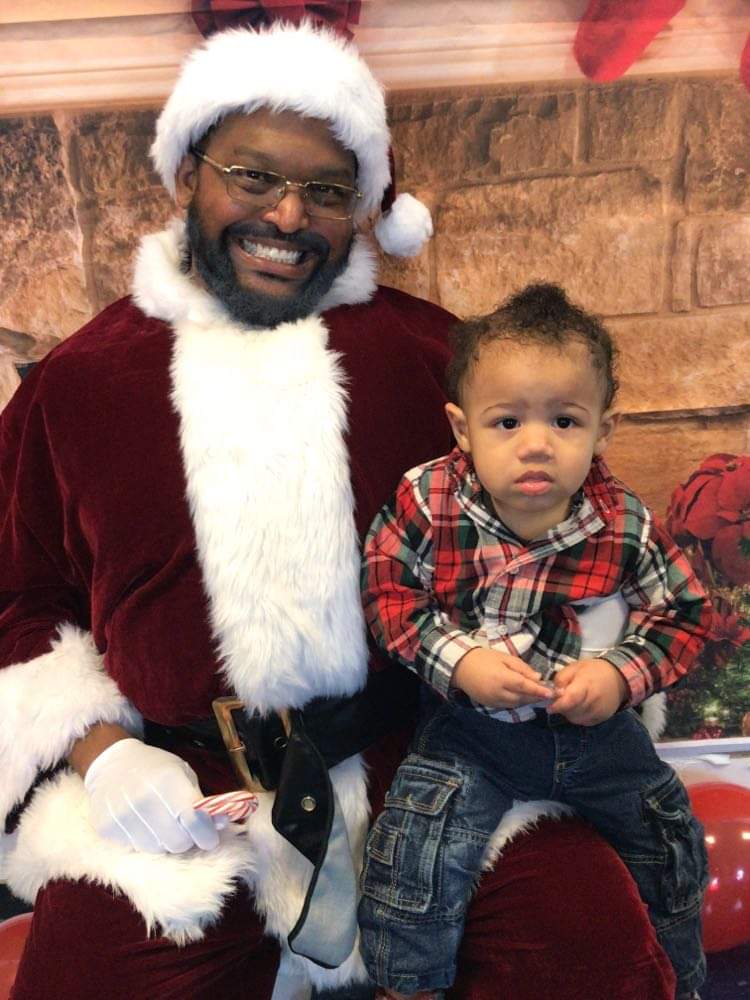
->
[193, 790, 258, 822]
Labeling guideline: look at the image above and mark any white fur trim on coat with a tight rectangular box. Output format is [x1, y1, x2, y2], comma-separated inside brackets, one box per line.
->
[0, 623, 141, 826]
[132, 220, 377, 324]
[638, 692, 667, 741]
[169, 314, 368, 714]
[481, 800, 574, 872]
[152, 21, 390, 220]
[134, 219, 370, 711]
[317, 232, 377, 311]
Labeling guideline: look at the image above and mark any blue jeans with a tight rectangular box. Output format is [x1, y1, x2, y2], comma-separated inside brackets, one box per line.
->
[359, 702, 708, 997]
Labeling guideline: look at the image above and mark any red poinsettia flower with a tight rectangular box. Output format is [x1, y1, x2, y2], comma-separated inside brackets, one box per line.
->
[691, 724, 725, 740]
[706, 596, 750, 666]
[712, 521, 750, 585]
[666, 453, 750, 585]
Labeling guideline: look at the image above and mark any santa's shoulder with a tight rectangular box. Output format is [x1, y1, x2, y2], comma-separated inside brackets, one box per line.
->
[325, 284, 456, 358]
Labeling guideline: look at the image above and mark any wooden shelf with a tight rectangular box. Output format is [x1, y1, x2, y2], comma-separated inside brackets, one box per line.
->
[1, 0, 748, 114]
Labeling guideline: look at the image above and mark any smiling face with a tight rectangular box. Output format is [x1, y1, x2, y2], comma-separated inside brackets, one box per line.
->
[175, 107, 356, 327]
[445, 339, 617, 541]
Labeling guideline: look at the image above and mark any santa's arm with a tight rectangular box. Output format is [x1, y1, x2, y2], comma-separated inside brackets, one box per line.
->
[0, 366, 139, 831]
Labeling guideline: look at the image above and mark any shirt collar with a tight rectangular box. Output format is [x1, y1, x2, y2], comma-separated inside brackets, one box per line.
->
[446, 447, 616, 549]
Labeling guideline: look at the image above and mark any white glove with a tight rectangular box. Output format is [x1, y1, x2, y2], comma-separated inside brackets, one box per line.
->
[84, 738, 223, 854]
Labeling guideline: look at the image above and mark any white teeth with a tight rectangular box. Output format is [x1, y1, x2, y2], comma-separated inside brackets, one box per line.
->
[239, 239, 302, 265]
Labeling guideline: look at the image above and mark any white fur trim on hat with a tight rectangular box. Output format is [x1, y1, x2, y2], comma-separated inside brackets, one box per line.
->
[152, 22, 435, 259]
[374, 192, 433, 258]
[152, 20, 389, 217]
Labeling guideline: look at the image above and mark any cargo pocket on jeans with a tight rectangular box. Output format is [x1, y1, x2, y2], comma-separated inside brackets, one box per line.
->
[360, 757, 462, 916]
[643, 771, 709, 914]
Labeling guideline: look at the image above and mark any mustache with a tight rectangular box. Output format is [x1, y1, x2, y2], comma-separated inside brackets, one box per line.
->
[224, 221, 331, 258]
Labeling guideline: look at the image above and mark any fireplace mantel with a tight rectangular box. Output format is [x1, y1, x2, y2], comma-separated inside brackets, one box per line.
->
[1, 0, 748, 114]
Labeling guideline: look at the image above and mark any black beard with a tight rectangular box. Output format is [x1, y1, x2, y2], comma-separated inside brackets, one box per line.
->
[185, 205, 352, 328]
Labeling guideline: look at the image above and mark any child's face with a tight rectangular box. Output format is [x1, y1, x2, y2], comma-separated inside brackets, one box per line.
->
[445, 339, 617, 541]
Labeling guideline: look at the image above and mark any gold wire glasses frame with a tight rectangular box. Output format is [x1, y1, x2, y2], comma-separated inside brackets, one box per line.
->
[191, 149, 362, 221]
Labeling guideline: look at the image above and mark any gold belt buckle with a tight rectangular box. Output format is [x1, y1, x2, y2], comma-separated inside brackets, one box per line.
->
[212, 696, 291, 794]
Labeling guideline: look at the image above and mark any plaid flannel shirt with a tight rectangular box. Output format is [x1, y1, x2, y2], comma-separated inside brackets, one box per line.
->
[361, 449, 712, 722]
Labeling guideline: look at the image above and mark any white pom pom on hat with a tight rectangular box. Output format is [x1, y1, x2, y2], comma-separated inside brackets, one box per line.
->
[151, 19, 432, 258]
[375, 193, 433, 258]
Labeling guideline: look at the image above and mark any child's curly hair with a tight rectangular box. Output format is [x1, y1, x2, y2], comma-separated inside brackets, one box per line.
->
[446, 283, 619, 409]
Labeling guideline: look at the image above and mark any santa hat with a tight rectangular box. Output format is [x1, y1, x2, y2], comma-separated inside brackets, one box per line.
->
[151, 20, 432, 257]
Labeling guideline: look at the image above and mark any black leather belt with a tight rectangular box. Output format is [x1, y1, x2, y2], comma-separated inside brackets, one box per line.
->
[142, 660, 420, 793]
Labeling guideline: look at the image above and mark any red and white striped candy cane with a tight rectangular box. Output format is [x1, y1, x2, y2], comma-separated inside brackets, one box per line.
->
[193, 790, 258, 822]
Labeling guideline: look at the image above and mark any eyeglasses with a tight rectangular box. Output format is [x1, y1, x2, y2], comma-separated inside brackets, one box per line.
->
[191, 149, 362, 221]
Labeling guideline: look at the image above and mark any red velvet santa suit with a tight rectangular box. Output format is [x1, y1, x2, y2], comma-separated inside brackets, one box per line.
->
[0, 222, 675, 999]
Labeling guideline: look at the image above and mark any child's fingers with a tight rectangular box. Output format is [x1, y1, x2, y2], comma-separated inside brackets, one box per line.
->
[552, 663, 577, 687]
[501, 656, 544, 680]
[504, 672, 554, 701]
[548, 679, 586, 713]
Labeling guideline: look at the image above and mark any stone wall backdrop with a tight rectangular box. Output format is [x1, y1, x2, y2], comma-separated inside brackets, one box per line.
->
[1, 72, 749, 519]
[379, 74, 750, 518]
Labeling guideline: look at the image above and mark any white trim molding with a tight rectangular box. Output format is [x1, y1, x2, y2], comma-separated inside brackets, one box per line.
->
[1, 0, 749, 115]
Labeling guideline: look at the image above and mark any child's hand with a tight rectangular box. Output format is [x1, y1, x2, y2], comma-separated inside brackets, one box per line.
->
[547, 659, 628, 725]
[451, 648, 553, 709]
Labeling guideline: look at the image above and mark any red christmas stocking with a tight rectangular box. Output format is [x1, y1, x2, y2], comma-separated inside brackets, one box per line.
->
[574, 0, 686, 82]
[741, 32, 750, 93]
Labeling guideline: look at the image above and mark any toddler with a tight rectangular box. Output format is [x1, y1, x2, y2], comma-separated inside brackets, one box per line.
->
[358, 283, 712, 1000]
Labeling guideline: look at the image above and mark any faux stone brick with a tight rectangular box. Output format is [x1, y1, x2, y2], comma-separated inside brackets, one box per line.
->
[389, 95, 512, 187]
[670, 220, 692, 313]
[487, 92, 577, 175]
[435, 170, 665, 318]
[684, 80, 750, 214]
[0, 325, 57, 364]
[585, 81, 679, 163]
[695, 219, 750, 307]
[73, 110, 163, 201]
[610, 313, 750, 413]
[0, 116, 90, 341]
[376, 243, 433, 303]
[86, 193, 175, 310]
[1, 266, 91, 343]
[0, 357, 21, 415]
[606, 411, 750, 517]
[71, 110, 174, 310]
[388, 90, 577, 187]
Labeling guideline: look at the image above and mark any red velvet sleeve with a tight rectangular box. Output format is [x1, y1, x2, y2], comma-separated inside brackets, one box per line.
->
[0, 362, 89, 667]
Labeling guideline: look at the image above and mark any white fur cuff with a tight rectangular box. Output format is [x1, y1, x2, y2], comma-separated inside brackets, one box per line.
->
[3, 770, 249, 944]
[0, 623, 141, 824]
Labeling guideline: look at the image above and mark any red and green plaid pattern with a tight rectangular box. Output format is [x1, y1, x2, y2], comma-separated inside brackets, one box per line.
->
[361, 449, 712, 719]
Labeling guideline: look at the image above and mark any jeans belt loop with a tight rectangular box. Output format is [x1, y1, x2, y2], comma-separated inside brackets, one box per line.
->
[212, 696, 291, 794]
